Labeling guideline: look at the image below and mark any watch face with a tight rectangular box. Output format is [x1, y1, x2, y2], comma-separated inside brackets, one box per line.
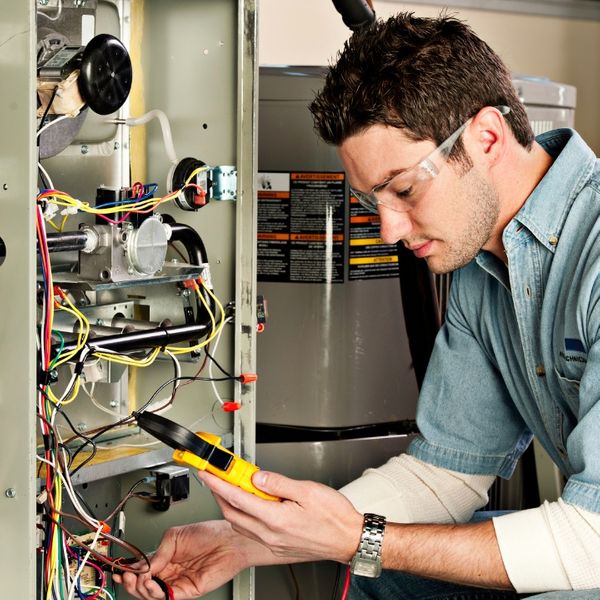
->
[350, 557, 382, 578]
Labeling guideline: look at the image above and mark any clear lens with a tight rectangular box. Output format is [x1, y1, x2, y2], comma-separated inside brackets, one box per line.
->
[350, 187, 379, 213]
[347, 106, 510, 215]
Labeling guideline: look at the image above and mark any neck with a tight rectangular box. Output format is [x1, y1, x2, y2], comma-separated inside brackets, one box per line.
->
[484, 141, 554, 262]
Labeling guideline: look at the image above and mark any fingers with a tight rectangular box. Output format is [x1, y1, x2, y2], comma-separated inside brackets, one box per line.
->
[114, 529, 178, 599]
[119, 570, 167, 599]
[198, 469, 305, 506]
[211, 492, 268, 544]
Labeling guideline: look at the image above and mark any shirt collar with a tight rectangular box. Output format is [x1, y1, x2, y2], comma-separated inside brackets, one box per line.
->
[505, 128, 596, 254]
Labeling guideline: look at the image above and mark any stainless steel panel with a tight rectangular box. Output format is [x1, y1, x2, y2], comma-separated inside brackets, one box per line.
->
[257, 435, 414, 488]
[257, 67, 419, 428]
[0, 1, 38, 597]
[256, 435, 415, 600]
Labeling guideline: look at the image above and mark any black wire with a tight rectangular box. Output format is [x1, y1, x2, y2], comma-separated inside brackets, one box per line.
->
[204, 347, 235, 378]
[70, 414, 134, 477]
[38, 86, 59, 134]
[73, 487, 98, 522]
[137, 374, 238, 414]
[50, 401, 99, 475]
[331, 564, 342, 600]
[287, 564, 301, 600]
[167, 349, 179, 400]
[38, 165, 50, 189]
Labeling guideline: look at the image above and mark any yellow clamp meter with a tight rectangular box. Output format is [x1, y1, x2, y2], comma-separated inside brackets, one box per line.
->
[135, 411, 279, 502]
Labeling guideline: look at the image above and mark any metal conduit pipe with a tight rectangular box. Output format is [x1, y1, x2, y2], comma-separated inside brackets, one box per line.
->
[111, 316, 173, 331]
[53, 321, 212, 358]
[168, 222, 209, 265]
[166, 220, 215, 319]
[42, 230, 91, 253]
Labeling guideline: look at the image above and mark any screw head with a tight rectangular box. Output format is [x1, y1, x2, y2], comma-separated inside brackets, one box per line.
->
[81, 145, 89, 155]
[5, 488, 16, 498]
[76, 423, 87, 432]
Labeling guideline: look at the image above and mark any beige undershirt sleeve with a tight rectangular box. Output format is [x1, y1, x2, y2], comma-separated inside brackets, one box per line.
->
[493, 499, 600, 593]
[340, 454, 600, 593]
[338, 454, 494, 523]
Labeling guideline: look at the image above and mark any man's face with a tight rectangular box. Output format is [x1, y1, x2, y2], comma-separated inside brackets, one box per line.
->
[338, 124, 500, 274]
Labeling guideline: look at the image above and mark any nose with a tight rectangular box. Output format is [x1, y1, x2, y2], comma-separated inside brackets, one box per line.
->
[378, 205, 413, 244]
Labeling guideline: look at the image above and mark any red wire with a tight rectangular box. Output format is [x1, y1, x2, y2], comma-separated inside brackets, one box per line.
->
[340, 564, 351, 600]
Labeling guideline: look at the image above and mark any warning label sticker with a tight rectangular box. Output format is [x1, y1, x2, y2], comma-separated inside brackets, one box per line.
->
[257, 172, 345, 283]
[349, 195, 399, 280]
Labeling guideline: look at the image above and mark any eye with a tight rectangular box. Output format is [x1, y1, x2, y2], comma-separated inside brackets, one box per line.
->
[395, 186, 414, 199]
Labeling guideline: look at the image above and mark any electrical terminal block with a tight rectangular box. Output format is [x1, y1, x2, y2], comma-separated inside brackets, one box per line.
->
[149, 465, 190, 512]
[68, 532, 111, 598]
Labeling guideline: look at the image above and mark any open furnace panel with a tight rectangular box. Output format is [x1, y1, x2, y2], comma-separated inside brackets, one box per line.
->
[0, 1, 257, 598]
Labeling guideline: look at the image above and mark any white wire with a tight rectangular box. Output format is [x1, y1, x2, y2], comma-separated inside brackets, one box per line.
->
[61, 531, 74, 598]
[38, 161, 55, 190]
[37, 0, 62, 21]
[124, 110, 178, 165]
[95, 439, 161, 450]
[208, 316, 233, 406]
[36, 453, 100, 529]
[80, 380, 124, 418]
[67, 524, 103, 600]
[37, 114, 70, 138]
[90, 350, 180, 448]
[85, 586, 115, 600]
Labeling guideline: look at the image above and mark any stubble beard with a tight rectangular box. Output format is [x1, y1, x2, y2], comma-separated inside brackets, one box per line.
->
[425, 171, 500, 275]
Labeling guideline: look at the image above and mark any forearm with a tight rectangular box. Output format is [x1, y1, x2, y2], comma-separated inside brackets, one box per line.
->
[380, 520, 512, 589]
[340, 454, 494, 523]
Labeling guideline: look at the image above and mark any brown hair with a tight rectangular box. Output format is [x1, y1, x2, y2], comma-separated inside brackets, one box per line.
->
[310, 12, 534, 159]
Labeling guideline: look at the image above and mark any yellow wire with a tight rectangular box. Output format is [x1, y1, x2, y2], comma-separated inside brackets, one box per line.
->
[46, 219, 62, 232]
[45, 469, 62, 600]
[59, 214, 69, 232]
[46, 376, 81, 406]
[53, 298, 90, 367]
[41, 188, 183, 216]
[185, 165, 210, 185]
[165, 281, 226, 355]
[93, 345, 161, 368]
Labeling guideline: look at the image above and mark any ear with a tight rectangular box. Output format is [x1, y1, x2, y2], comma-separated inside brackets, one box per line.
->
[468, 106, 508, 165]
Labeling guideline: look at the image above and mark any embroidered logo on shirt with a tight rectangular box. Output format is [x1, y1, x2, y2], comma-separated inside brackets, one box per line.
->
[560, 338, 587, 363]
[565, 338, 585, 353]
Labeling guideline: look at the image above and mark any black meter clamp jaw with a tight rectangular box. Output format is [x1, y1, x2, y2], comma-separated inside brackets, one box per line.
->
[134, 411, 233, 471]
[134, 411, 279, 502]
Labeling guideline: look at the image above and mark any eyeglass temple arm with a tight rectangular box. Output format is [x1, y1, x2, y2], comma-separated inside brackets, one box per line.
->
[432, 105, 511, 161]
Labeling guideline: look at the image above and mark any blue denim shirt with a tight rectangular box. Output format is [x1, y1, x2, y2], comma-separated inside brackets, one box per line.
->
[408, 129, 600, 514]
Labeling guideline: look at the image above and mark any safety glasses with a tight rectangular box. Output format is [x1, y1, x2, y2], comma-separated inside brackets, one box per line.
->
[349, 106, 510, 214]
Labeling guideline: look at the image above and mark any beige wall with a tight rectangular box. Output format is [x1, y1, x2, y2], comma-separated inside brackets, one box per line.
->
[258, 0, 600, 153]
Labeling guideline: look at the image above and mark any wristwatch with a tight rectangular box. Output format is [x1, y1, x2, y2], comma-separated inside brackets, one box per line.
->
[349, 512, 387, 578]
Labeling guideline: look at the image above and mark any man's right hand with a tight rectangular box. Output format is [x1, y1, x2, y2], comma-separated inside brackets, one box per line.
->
[115, 519, 276, 599]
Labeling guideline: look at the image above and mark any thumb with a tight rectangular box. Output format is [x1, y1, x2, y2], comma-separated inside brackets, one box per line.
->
[252, 470, 303, 500]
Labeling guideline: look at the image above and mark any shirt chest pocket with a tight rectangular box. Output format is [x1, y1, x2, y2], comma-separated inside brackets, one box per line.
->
[553, 367, 581, 414]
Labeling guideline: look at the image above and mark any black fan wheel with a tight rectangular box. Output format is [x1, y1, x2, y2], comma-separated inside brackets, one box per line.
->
[79, 34, 132, 115]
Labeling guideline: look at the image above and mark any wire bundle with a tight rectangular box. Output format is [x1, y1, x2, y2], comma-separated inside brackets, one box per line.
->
[35, 174, 240, 598]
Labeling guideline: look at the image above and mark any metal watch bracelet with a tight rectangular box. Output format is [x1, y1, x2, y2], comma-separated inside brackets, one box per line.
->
[349, 512, 387, 578]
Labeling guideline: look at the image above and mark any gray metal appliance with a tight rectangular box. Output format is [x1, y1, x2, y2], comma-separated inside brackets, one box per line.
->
[255, 66, 419, 600]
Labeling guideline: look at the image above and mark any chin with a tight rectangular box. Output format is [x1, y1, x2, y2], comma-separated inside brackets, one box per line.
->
[425, 255, 469, 275]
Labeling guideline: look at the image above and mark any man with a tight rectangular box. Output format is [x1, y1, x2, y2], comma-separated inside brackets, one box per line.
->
[118, 13, 600, 599]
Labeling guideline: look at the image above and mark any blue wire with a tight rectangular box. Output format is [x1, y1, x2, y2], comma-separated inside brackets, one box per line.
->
[95, 184, 159, 209]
